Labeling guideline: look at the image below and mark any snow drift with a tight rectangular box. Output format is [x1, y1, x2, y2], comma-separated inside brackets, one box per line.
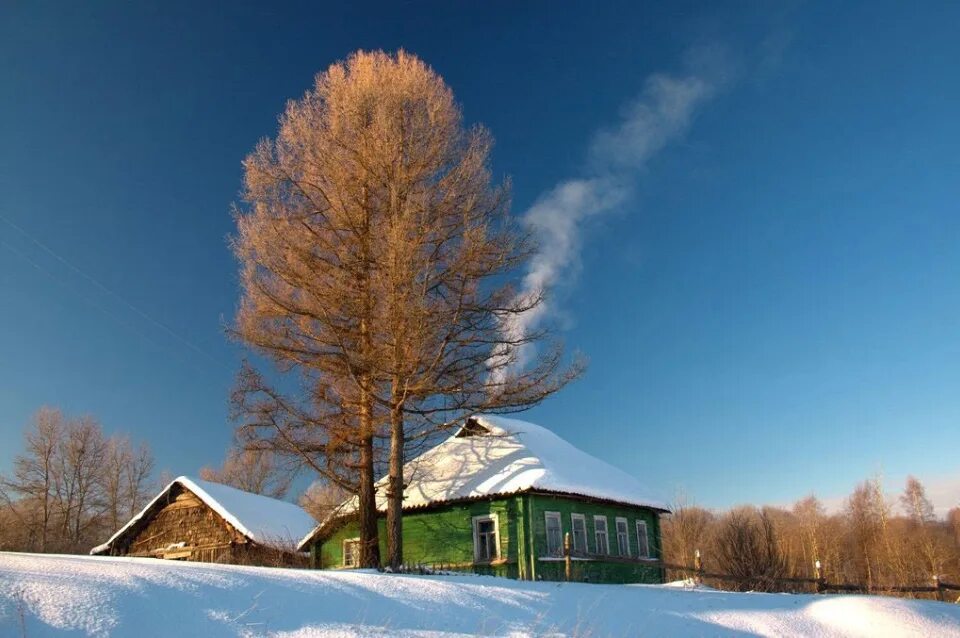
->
[2, 553, 960, 637]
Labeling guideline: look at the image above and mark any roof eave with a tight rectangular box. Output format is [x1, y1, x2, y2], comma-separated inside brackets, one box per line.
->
[296, 488, 670, 549]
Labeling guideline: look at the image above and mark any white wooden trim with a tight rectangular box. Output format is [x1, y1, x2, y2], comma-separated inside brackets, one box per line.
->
[570, 513, 587, 553]
[544, 511, 562, 556]
[342, 536, 360, 567]
[593, 515, 609, 555]
[472, 513, 500, 562]
[615, 516, 630, 557]
[635, 520, 650, 558]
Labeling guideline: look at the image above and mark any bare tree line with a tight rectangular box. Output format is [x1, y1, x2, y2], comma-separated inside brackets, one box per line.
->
[663, 476, 960, 596]
[0, 407, 155, 554]
[199, 447, 295, 499]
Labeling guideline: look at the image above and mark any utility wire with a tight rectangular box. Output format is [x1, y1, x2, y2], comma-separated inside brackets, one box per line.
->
[0, 237, 171, 354]
[0, 213, 233, 372]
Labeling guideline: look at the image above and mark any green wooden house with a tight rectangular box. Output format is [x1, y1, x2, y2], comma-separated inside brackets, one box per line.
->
[298, 415, 669, 584]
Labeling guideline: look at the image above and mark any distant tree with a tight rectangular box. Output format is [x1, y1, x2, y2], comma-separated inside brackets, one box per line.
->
[200, 447, 292, 498]
[103, 437, 154, 531]
[53, 416, 109, 548]
[713, 507, 786, 592]
[658, 481, 960, 595]
[900, 476, 941, 577]
[0, 408, 156, 553]
[846, 479, 887, 589]
[949, 507, 960, 546]
[0, 407, 64, 551]
[661, 494, 712, 572]
[789, 494, 850, 582]
[901, 476, 935, 525]
[299, 480, 350, 523]
[123, 442, 154, 518]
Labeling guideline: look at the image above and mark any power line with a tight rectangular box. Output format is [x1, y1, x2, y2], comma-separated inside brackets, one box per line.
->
[0, 238, 171, 354]
[0, 213, 233, 372]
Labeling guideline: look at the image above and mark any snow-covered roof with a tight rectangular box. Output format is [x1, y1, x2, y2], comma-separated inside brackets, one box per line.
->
[91, 476, 316, 555]
[299, 415, 667, 549]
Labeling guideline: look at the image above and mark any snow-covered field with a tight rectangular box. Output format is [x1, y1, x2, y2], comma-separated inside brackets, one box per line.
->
[1, 553, 959, 637]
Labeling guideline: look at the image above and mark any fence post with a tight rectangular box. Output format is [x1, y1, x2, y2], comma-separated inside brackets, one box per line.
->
[934, 574, 945, 602]
[694, 549, 703, 585]
[815, 559, 825, 594]
[564, 532, 572, 582]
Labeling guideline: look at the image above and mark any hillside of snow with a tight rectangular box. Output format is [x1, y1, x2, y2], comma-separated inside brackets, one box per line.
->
[2, 553, 960, 637]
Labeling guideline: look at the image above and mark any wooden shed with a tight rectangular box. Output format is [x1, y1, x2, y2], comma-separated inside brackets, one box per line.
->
[91, 476, 316, 567]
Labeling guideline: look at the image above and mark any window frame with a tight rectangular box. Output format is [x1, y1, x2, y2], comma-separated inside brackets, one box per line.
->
[593, 515, 609, 555]
[342, 537, 361, 568]
[635, 520, 651, 559]
[570, 513, 588, 554]
[472, 513, 500, 563]
[544, 511, 563, 556]
[615, 516, 630, 557]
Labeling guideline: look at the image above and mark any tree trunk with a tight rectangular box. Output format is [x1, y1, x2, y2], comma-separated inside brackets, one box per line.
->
[386, 396, 404, 570]
[357, 389, 380, 569]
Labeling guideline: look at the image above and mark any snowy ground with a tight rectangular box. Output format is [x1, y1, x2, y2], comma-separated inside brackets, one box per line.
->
[1, 553, 959, 637]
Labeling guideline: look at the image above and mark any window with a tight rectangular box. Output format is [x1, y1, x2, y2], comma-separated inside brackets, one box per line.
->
[593, 515, 609, 555]
[544, 511, 563, 556]
[473, 514, 500, 562]
[636, 520, 650, 558]
[616, 517, 630, 556]
[342, 538, 360, 567]
[570, 513, 587, 554]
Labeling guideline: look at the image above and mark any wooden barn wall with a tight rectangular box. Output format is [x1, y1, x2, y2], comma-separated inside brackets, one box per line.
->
[110, 484, 307, 567]
[120, 485, 241, 559]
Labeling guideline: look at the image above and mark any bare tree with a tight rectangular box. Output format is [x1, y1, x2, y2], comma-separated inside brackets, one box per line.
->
[0, 407, 64, 551]
[233, 50, 580, 569]
[123, 442, 154, 519]
[901, 476, 941, 578]
[791, 495, 830, 578]
[1, 408, 156, 553]
[901, 476, 935, 525]
[104, 437, 155, 531]
[949, 507, 960, 547]
[54, 416, 109, 549]
[661, 493, 712, 576]
[713, 507, 786, 592]
[299, 480, 350, 522]
[103, 436, 133, 532]
[846, 478, 887, 589]
[200, 447, 293, 498]
[349, 51, 580, 570]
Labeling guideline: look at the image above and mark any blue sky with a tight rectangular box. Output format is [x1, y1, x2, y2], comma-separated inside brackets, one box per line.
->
[1, 2, 958, 512]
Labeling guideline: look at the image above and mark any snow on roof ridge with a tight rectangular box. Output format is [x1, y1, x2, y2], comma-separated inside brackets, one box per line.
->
[468, 414, 669, 509]
[91, 475, 315, 555]
[297, 414, 668, 549]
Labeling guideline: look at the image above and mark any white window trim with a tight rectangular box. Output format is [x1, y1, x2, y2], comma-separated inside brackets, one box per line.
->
[342, 537, 360, 568]
[544, 511, 563, 556]
[615, 516, 630, 557]
[593, 515, 609, 555]
[570, 513, 587, 554]
[636, 520, 651, 559]
[472, 513, 500, 563]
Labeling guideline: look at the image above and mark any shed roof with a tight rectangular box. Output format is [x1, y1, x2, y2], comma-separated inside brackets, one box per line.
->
[298, 415, 668, 549]
[91, 476, 316, 555]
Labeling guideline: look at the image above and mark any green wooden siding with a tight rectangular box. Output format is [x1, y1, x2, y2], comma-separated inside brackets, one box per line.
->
[526, 493, 663, 584]
[317, 497, 520, 578]
[312, 492, 663, 585]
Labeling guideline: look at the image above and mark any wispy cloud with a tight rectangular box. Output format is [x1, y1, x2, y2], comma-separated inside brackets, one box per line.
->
[502, 48, 732, 374]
